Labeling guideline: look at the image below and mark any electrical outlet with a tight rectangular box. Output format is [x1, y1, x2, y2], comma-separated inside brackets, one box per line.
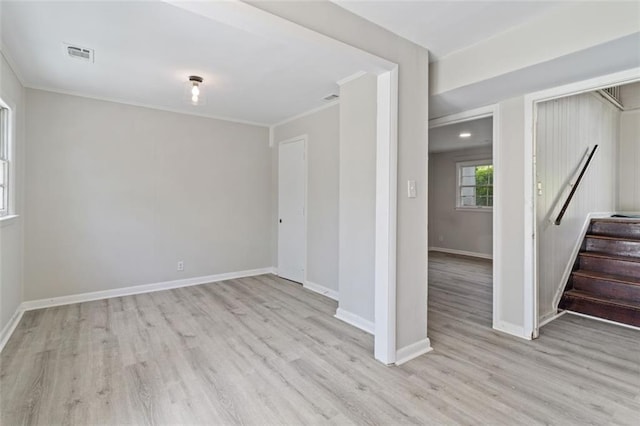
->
[177, 261, 184, 271]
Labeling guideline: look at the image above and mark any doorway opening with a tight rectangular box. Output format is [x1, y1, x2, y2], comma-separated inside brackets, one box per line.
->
[428, 105, 500, 333]
[523, 67, 640, 338]
[533, 80, 640, 332]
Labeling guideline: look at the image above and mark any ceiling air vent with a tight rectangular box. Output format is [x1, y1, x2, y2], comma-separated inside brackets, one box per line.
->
[598, 85, 623, 110]
[323, 94, 339, 101]
[65, 44, 94, 62]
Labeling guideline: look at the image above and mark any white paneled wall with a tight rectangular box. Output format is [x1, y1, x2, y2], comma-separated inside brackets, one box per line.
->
[536, 92, 619, 323]
[618, 110, 640, 211]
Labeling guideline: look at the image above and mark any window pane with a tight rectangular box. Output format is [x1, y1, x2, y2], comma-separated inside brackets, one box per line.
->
[462, 166, 475, 176]
[461, 176, 475, 186]
[461, 195, 476, 206]
[460, 186, 475, 197]
[0, 186, 4, 211]
[0, 161, 5, 186]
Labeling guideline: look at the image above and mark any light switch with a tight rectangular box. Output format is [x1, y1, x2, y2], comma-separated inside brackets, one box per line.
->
[407, 180, 417, 198]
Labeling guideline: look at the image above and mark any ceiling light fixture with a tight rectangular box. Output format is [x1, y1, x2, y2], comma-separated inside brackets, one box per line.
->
[459, 132, 471, 138]
[186, 75, 204, 106]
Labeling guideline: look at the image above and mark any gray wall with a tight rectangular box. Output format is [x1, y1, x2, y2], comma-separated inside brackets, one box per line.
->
[0, 52, 25, 334]
[338, 74, 377, 323]
[428, 146, 493, 257]
[497, 96, 526, 330]
[24, 89, 272, 301]
[272, 104, 340, 292]
[618, 109, 640, 211]
[250, 0, 430, 352]
[536, 92, 619, 323]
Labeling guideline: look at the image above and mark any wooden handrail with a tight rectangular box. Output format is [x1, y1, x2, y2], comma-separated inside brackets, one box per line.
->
[554, 144, 599, 226]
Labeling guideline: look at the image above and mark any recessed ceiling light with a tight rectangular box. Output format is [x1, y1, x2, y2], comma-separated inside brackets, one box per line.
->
[459, 132, 471, 138]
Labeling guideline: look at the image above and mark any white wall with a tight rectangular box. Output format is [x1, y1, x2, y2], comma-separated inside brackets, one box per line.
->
[536, 93, 619, 322]
[428, 146, 493, 257]
[0, 52, 25, 335]
[272, 104, 340, 292]
[250, 0, 430, 353]
[24, 89, 272, 301]
[338, 74, 377, 324]
[431, 2, 640, 95]
[618, 109, 640, 211]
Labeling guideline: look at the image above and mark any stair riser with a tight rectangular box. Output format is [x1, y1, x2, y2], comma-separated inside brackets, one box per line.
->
[559, 296, 640, 327]
[591, 222, 640, 239]
[579, 256, 640, 278]
[572, 275, 640, 303]
[585, 238, 640, 258]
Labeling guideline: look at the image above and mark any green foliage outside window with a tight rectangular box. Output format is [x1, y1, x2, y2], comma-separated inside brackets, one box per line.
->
[475, 165, 493, 207]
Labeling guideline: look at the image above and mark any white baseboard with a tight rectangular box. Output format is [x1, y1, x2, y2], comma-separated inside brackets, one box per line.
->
[395, 338, 432, 365]
[538, 310, 567, 328]
[21, 267, 276, 312]
[429, 247, 492, 260]
[0, 307, 24, 353]
[493, 320, 531, 340]
[303, 280, 338, 301]
[334, 308, 374, 334]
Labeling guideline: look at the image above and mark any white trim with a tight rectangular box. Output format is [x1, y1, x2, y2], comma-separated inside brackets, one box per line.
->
[564, 311, 640, 332]
[427, 103, 503, 336]
[429, 105, 495, 128]
[374, 67, 398, 364]
[0, 214, 19, 227]
[303, 281, 338, 301]
[276, 135, 308, 286]
[268, 125, 275, 148]
[27, 86, 271, 128]
[538, 310, 567, 328]
[336, 71, 367, 86]
[334, 308, 375, 334]
[395, 338, 432, 365]
[272, 100, 340, 128]
[550, 212, 614, 312]
[429, 247, 493, 260]
[493, 320, 530, 339]
[0, 307, 24, 353]
[524, 67, 640, 339]
[21, 267, 276, 311]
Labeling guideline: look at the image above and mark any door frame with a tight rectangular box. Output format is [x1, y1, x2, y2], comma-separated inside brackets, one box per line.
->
[523, 67, 640, 338]
[429, 103, 502, 331]
[277, 134, 308, 285]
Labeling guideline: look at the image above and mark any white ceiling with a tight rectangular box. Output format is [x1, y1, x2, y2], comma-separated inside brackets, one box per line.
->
[1, 1, 390, 125]
[333, 1, 564, 61]
[429, 117, 492, 153]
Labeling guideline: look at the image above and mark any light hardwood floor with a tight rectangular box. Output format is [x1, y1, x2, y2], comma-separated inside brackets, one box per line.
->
[1, 253, 639, 425]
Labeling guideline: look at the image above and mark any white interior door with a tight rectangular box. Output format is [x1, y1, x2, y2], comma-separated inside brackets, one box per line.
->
[278, 138, 306, 283]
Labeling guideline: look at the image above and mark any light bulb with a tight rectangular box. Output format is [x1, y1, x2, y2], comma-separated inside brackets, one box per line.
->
[191, 84, 200, 97]
[191, 94, 199, 103]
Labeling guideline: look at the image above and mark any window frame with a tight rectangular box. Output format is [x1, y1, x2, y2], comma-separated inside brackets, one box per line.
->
[455, 159, 493, 212]
[0, 99, 12, 218]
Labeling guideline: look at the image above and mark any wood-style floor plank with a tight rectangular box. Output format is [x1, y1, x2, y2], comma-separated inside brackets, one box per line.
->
[2, 252, 639, 425]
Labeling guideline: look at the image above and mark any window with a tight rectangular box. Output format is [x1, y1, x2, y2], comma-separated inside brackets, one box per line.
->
[456, 160, 493, 210]
[0, 106, 9, 217]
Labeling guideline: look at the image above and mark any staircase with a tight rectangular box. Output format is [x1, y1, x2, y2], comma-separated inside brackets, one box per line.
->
[559, 218, 640, 327]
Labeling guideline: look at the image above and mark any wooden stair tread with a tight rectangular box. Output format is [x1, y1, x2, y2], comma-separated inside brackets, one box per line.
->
[572, 270, 640, 285]
[563, 290, 640, 310]
[579, 251, 640, 263]
[585, 234, 640, 243]
[591, 218, 640, 224]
